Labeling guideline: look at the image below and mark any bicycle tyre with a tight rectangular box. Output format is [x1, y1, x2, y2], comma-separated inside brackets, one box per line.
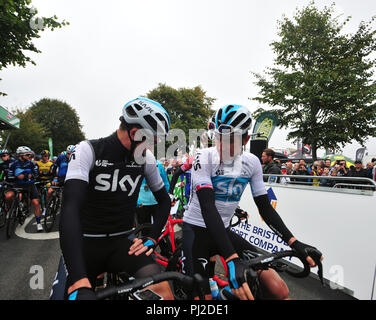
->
[0, 204, 6, 228]
[44, 195, 57, 232]
[6, 201, 18, 239]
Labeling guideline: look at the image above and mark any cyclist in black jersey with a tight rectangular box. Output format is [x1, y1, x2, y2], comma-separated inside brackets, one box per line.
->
[59, 97, 173, 300]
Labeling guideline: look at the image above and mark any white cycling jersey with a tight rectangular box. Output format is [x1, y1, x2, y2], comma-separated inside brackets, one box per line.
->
[183, 147, 267, 228]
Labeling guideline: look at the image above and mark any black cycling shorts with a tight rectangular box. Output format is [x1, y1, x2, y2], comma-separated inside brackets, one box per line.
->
[182, 222, 259, 293]
[72, 233, 161, 289]
[13, 184, 40, 201]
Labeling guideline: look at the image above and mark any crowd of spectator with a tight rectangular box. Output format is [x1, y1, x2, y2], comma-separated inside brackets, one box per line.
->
[261, 148, 376, 188]
[156, 148, 376, 190]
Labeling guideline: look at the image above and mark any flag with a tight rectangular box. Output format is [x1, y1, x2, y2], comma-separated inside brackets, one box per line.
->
[252, 111, 278, 141]
[355, 147, 366, 162]
[48, 138, 53, 158]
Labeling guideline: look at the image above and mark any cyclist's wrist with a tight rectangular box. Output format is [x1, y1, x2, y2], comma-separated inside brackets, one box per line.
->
[67, 278, 92, 295]
[225, 253, 239, 263]
[288, 237, 297, 246]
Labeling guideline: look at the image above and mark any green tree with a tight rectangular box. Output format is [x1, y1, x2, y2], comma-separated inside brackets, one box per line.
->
[146, 83, 216, 149]
[0, 108, 48, 153]
[27, 98, 86, 154]
[251, 2, 376, 160]
[0, 0, 68, 95]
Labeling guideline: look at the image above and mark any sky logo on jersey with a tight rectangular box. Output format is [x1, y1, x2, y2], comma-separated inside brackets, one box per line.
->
[94, 170, 141, 194]
[212, 176, 248, 202]
[195, 183, 213, 191]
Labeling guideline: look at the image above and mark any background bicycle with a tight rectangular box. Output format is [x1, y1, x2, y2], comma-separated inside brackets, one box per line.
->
[5, 187, 31, 239]
[43, 185, 63, 232]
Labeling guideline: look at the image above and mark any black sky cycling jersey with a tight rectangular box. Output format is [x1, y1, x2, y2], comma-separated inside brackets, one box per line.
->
[60, 131, 171, 286]
[65, 131, 164, 234]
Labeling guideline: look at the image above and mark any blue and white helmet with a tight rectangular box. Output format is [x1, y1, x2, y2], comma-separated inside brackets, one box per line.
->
[213, 104, 252, 135]
[66, 145, 75, 153]
[0, 149, 9, 155]
[121, 97, 170, 137]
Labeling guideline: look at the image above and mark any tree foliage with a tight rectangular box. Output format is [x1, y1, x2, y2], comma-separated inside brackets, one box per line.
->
[0, 0, 68, 95]
[251, 2, 376, 159]
[0, 98, 85, 155]
[146, 83, 216, 147]
[27, 98, 86, 154]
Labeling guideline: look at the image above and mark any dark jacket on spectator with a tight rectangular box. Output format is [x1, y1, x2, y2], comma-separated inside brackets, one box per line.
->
[263, 161, 281, 182]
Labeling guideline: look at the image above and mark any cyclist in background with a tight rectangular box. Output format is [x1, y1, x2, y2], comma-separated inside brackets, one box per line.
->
[52, 145, 75, 186]
[36, 150, 55, 213]
[182, 104, 323, 300]
[136, 159, 170, 235]
[169, 129, 215, 203]
[59, 97, 173, 300]
[0, 149, 16, 209]
[0, 149, 16, 182]
[10, 146, 42, 232]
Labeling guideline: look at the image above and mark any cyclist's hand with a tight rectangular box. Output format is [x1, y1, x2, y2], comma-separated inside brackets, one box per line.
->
[226, 256, 255, 300]
[128, 237, 157, 256]
[235, 207, 248, 220]
[290, 239, 323, 267]
[68, 287, 96, 300]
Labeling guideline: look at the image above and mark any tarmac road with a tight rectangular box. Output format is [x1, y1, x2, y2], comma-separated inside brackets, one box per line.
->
[0, 210, 61, 300]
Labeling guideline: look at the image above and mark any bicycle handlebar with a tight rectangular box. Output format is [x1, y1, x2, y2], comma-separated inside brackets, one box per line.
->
[242, 249, 324, 285]
[95, 271, 205, 300]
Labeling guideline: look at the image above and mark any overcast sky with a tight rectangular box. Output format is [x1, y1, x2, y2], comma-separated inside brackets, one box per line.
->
[1, 0, 376, 158]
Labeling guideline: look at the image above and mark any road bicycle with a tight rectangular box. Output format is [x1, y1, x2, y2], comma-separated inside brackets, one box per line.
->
[5, 186, 31, 239]
[96, 271, 206, 300]
[43, 185, 63, 232]
[35, 180, 51, 215]
[0, 182, 12, 228]
[95, 248, 323, 300]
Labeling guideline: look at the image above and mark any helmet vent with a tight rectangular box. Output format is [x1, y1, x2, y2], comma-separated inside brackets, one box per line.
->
[230, 113, 246, 127]
[224, 111, 236, 124]
[126, 106, 137, 117]
[241, 118, 252, 131]
[144, 115, 158, 132]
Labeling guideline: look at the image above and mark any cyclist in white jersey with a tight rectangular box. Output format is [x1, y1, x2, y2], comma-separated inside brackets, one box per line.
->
[182, 104, 323, 300]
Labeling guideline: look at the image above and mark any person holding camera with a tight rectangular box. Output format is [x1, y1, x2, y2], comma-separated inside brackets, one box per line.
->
[292, 160, 310, 185]
[336, 160, 349, 177]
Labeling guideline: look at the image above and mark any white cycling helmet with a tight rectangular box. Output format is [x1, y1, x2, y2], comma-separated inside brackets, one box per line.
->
[121, 97, 170, 137]
[16, 146, 32, 155]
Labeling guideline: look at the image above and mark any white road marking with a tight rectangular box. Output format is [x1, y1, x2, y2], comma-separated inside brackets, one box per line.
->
[15, 214, 59, 240]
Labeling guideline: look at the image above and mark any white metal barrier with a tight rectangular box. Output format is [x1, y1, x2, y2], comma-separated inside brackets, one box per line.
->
[232, 175, 376, 300]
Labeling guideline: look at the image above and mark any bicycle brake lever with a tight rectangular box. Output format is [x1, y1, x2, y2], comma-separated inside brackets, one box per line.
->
[317, 260, 324, 286]
[306, 248, 325, 286]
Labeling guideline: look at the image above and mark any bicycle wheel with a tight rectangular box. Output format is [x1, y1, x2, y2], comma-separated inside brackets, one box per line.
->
[6, 201, 19, 239]
[44, 194, 57, 232]
[0, 199, 6, 228]
[40, 188, 47, 212]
